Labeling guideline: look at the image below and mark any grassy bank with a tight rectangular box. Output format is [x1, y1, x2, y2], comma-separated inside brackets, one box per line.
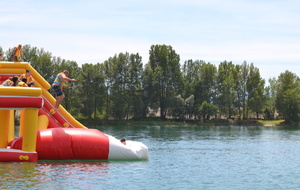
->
[256, 119, 285, 126]
[78, 118, 287, 127]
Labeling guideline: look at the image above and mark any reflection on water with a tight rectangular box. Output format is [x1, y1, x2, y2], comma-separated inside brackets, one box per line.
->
[0, 162, 38, 189]
[0, 161, 111, 189]
[36, 161, 110, 189]
[1, 126, 300, 190]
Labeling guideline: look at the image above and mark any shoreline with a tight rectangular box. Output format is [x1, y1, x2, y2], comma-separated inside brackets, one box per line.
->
[78, 119, 292, 127]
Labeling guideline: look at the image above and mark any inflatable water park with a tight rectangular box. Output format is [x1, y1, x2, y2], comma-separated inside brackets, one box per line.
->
[0, 61, 149, 162]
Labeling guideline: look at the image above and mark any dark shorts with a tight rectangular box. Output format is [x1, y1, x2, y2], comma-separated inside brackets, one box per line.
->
[12, 56, 19, 62]
[52, 85, 63, 97]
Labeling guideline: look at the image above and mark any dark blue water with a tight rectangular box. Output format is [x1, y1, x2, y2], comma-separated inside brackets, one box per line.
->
[1, 126, 300, 190]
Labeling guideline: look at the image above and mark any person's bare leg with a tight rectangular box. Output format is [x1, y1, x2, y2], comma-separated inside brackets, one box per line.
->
[55, 94, 65, 111]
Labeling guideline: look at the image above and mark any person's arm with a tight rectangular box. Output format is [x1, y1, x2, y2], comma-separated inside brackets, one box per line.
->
[20, 49, 23, 61]
[60, 73, 76, 82]
[18, 74, 23, 82]
[29, 75, 34, 83]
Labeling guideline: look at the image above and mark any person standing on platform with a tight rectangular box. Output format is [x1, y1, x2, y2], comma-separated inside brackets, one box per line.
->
[11, 44, 23, 62]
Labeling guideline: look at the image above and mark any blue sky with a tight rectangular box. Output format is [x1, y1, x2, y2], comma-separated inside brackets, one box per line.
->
[1, 0, 299, 82]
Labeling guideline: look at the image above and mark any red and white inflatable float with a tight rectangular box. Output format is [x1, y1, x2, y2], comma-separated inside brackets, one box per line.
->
[10, 128, 149, 160]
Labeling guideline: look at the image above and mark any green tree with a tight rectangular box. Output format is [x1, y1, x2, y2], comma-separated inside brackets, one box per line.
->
[216, 61, 236, 118]
[22, 46, 55, 83]
[182, 59, 201, 119]
[4, 47, 16, 61]
[142, 64, 159, 117]
[22, 45, 38, 64]
[238, 61, 250, 119]
[264, 78, 277, 119]
[0, 46, 8, 61]
[79, 63, 105, 119]
[103, 59, 113, 120]
[104, 52, 139, 120]
[275, 71, 300, 124]
[232, 64, 242, 118]
[147, 44, 183, 119]
[104, 54, 123, 120]
[182, 59, 198, 99]
[127, 53, 144, 119]
[194, 61, 217, 118]
[198, 101, 218, 121]
[247, 64, 266, 119]
[184, 95, 194, 119]
[168, 94, 185, 120]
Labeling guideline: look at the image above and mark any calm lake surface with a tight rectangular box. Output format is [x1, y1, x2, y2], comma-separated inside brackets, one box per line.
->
[1, 125, 300, 190]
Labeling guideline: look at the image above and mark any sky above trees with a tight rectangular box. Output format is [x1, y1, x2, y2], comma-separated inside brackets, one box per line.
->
[1, 0, 299, 81]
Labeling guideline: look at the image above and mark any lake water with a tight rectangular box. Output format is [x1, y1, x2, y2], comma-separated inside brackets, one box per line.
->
[1, 125, 300, 190]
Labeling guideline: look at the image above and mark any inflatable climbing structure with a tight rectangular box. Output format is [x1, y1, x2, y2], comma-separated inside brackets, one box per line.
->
[0, 62, 148, 162]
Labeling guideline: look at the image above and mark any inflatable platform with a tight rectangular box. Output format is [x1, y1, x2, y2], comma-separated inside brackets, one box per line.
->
[0, 62, 148, 162]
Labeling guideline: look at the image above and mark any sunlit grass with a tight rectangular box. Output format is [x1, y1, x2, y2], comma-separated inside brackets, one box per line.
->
[257, 120, 285, 126]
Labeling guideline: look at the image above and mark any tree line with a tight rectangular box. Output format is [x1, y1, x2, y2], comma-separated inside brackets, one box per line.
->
[1, 44, 299, 124]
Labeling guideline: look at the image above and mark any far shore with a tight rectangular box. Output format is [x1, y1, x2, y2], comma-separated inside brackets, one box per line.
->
[78, 119, 294, 127]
